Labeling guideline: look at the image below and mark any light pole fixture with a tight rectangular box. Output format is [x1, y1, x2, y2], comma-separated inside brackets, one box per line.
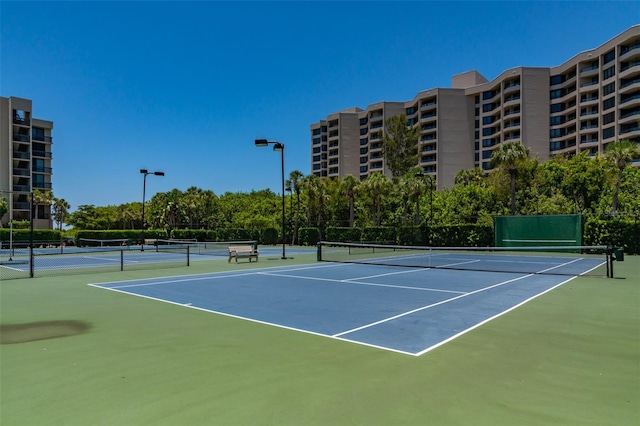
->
[140, 169, 164, 251]
[255, 139, 287, 259]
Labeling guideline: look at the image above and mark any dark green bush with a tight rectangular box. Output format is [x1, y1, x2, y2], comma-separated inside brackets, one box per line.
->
[397, 226, 427, 246]
[583, 218, 639, 255]
[325, 227, 361, 242]
[261, 227, 279, 245]
[298, 227, 320, 246]
[361, 227, 396, 244]
[429, 224, 493, 247]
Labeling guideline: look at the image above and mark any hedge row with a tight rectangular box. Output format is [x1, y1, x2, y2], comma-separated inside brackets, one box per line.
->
[73, 228, 281, 245]
[0, 229, 62, 243]
[3, 219, 636, 254]
[302, 224, 493, 247]
[583, 218, 640, 255]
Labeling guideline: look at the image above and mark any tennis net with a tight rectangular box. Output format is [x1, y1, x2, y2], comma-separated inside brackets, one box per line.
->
[317, 241, 610, 277]
[78, 238, 131, 248]
[154, 239, 257, 256]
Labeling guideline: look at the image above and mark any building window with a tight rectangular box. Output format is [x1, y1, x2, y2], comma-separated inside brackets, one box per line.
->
[359, 117, 368, 125]
[312, 128, 321, 136]
[602, 126, 615, 139]
[360, 166, 368, 173]
[360, 147, 368, 154]
[313, 155, 320, 162]
[602, 97, 615, 111]
[360, 156, 367, 164]
[602, 65, 615, 80]
[603, 50, 615, 64]
[360, 138, 368, 145]
[603, 111, 615, 125]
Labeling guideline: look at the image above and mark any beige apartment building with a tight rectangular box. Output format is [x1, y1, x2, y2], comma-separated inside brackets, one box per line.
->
[0, 96, 54, 229]
[310, 25, 640, 189]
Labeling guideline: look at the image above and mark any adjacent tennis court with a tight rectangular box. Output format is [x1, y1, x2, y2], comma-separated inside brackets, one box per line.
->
[0, 244, 316, 275]
[90, 248, 604, 355]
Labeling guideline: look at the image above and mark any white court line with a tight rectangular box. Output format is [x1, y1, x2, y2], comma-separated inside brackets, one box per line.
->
[258, 271, 467, 295]
[535, 257, 582, 274]
[332, 273, 533, 338]
[81, 255, 131, 263]
[90, 283, 419, 357]
[413, 275, 578, 356]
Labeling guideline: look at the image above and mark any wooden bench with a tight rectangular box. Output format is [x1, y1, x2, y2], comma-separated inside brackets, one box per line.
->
[228, 245, 258, 263]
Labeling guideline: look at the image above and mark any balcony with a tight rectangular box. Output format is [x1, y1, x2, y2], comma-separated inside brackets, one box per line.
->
[580, 138, 599, 144]
[620, 42, 640, 60]
[620, 77, 640, 93]
[12, 133, 30, 143]
[503, 95, 521, 107]
[32, 166, 53, 174]
[12, 184, 30, 192]
[32, 134, 53, 143]
[579, 65, 599, 77]
[12, 151, 30, 160]
[620, 109, 640, 122]
[579, 80, 599, 89]
[33, 182, 53, 190]
[420, 101, 437, 110]
[620, 124, 640, 136]
[620, 93, 640, 105]
[620, 60, 640, 76]
[503, 82, 520, 94]
[12, 167, 30, 176]
[32, 150, 53, 158]
[580, 94, 599, 104]
[13, 202, 30, 210]
[13, 117, 30, 126]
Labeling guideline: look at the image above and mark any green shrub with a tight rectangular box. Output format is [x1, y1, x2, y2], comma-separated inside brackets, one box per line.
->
[397, 226, 426, 246]
[583, 218, 639, 255]
[261, 227, 279, 245]
[325, 227, 361, 242]
[429, 224, 493, 247]
[361, 227, 396, 244]
[0, 229, 62, 243]
[298, 227, 320, 246]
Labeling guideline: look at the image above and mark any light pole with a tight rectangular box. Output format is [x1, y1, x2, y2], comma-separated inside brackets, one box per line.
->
[140, 169, 164, 251]
[255, 139, 287, 259]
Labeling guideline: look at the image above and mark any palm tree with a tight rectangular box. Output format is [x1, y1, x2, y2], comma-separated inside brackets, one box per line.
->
[361, 172, 391, 226]
[52, 197, 70, 232]
[31, 189, 54, 227]
[341, 175, 359, 227]
[491, 142, 530, 215]
[604, 139, 640, 214]
[301, 174, 322, 227]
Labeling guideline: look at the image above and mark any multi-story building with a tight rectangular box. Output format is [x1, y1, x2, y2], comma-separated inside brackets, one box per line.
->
[310, 25, 640, 189]
[0, 96, 54, 229]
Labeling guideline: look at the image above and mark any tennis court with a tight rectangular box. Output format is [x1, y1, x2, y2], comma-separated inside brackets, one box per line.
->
[90, 247, 605, 355]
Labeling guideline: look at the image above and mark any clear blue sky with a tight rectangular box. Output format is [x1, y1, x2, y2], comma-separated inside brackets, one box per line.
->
[2, 1, 638, 212]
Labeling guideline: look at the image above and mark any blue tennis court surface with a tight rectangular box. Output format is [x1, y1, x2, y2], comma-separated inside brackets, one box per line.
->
[89, 260, 597, 356]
